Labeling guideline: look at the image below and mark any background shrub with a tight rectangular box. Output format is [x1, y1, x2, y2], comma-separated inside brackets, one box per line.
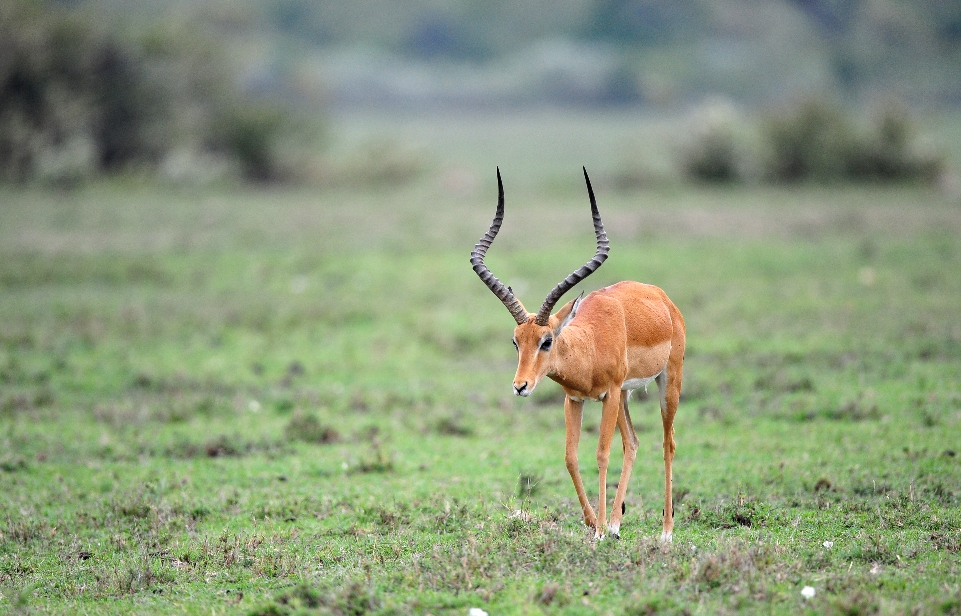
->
[678, 96, 945, 185]
[0, 0, 305, 185]
[210, 105, 287, 183]
[842, 103, 945, 183]
[762, 99, 856, 183]
[678, 99, 755, 183]
[761, 98, 945, 184]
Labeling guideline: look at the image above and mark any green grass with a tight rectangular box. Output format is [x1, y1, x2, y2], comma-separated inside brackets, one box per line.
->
[1, 171, 960, 615]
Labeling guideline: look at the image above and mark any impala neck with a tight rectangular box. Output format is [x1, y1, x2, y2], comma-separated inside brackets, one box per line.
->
[546, 327, 593, 395]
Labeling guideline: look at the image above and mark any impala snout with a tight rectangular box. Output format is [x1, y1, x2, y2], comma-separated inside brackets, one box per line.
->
[513, 380, 533, 396]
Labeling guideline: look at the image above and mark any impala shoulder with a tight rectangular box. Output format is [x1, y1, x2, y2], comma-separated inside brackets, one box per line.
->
[573, 291, 625, 324]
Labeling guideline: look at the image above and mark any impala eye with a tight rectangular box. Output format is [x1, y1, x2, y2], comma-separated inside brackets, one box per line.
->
[512, 338, 518, 351]
[540, 337, 553, 351]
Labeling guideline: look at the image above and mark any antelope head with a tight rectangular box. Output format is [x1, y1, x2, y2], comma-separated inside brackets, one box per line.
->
[471, 168, 609, 396]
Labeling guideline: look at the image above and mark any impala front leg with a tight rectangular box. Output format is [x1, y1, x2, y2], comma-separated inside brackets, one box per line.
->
[595, 388, 621, 540]
[564, 396, 596, 530]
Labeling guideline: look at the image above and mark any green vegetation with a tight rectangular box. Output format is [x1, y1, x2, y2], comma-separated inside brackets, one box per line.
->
[1, 158, 959, 613]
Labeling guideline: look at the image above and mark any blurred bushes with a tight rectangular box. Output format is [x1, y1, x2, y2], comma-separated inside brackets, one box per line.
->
[678, 99, 755, 184]
[679, 97, 945, 185]
[841, 105, 945, 183]
[762, 100, 856, 183]
[209, 105, 287, 183]
[763, 100, 944, 184]
[0, 0, 305, 185]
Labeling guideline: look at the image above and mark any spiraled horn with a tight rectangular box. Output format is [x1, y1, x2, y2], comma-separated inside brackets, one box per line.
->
[534, 167, 609, 326]
[471, 168, 529, 325]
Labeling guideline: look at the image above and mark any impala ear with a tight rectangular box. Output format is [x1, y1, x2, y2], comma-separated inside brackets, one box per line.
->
[553, 292, 583, 337]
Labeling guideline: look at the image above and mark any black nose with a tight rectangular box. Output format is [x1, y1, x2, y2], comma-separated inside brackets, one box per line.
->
[514, 382, 528, 395]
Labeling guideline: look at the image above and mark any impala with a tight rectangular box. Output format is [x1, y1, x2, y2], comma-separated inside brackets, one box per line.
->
[471, 168, 685, 542]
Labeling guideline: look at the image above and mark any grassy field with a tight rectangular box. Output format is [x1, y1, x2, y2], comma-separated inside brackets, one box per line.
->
[2, 114, 961, 614]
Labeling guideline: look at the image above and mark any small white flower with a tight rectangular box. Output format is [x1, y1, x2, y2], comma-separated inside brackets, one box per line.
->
[509, 509, 534, 522]
[469, 609, 489, 616]
[801, 586, 816, 599]
[823, 541, 834, 549]
[248, 400, 261, 413]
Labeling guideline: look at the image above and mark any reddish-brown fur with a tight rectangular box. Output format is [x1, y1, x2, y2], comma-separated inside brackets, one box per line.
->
[511, 281, 685, 541]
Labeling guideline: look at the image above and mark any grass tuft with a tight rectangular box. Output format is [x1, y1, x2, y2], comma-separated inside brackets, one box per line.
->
[250, 580, 384, 616]
[284, 413, 341, 445]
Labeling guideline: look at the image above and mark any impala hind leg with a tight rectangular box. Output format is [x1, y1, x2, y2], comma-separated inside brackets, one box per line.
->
[564, 397, 596, 530]
[608, 390, 639, 538]
[656, 367, 680, 543]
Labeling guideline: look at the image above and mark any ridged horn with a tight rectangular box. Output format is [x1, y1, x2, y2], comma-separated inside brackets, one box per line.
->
[471, 168, 529, 325]
[534, 167, 609, 326]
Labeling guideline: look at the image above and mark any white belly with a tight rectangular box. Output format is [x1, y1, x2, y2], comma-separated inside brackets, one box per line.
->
[621, 375, 658, 391]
